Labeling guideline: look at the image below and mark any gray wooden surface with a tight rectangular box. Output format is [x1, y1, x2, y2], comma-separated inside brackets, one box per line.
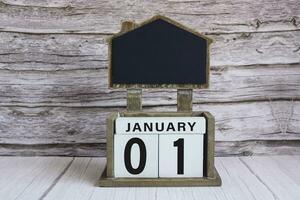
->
[0, 0, 299, 156]
[0, 156, 299, 200]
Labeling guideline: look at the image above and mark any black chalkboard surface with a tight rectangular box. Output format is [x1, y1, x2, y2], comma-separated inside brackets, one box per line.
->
[109, 16, 211, 88]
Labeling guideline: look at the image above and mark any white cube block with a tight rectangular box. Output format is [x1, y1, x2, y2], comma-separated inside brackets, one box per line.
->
[114, 134, 158, 178]
[115, 117, 206, 134]
[159, 134, 204, 178]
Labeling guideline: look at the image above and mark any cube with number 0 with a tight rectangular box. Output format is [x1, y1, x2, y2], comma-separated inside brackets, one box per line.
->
[114, 134, 158, 178]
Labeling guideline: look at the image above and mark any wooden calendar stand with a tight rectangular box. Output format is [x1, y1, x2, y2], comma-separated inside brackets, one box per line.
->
[99, 89, 221, 187]
[99, 15, 222, 187]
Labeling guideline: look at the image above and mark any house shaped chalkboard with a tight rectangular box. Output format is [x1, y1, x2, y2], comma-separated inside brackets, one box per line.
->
[109, 15, 212, 88]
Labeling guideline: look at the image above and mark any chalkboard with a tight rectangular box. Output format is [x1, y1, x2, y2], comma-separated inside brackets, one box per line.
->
[109, 16, 211, 88]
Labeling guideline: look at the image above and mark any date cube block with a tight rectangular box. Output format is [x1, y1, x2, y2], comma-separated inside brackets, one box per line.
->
[114, 134, 158, 178]
[159, 134, 204, 177]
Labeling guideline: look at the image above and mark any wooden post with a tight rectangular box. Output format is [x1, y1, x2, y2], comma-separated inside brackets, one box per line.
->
[127, 89, 142, 111]
[177, 89, 193, 112]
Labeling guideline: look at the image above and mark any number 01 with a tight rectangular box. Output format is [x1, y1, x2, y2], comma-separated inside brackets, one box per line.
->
[123, 137, 185, 175]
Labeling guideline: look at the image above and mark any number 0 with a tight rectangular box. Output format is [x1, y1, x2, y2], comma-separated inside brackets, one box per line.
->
[124, 138, 147, 174]
[174, 138, 184, 174]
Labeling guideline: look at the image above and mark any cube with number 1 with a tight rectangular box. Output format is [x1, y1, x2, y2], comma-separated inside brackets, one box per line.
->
[159, 134, 204, 177]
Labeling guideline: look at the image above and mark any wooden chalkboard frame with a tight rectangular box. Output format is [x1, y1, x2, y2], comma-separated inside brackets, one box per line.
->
[108, 15, 213, 89]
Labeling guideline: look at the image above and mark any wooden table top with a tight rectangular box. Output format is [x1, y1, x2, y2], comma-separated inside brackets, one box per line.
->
[0, 156, 299, 200]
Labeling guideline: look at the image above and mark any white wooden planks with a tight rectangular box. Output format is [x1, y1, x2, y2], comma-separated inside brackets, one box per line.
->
[44, 157, 105, 200]
[0, 156, 290, 200]
[215, 157, 275, 200]
[241, 156, 300, 200]
[0, 157, 72, 200]
[0, 156, 298, 199]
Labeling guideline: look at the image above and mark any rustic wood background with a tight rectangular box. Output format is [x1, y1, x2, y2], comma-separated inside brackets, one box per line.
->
[0, 0, 299, 156]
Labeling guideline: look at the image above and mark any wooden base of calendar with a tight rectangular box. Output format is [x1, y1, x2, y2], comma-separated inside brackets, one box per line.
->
[99, 167, 221, 187]
[99, 111, 222, 187]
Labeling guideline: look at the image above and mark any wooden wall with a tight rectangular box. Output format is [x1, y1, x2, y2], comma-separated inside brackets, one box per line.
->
[0, 0, 299, 156]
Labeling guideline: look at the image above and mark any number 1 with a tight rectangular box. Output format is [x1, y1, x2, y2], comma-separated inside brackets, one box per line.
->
[173, 138, 184, 174]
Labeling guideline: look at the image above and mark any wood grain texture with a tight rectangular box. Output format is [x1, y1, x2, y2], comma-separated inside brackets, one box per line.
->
[0, 143, 106, 156]
[1, 32, 299, 68]
[0, 0, 299, 156]
[0, 140, 299, 157]
[0, 64, 299, 106]
[216, 140, 300, 156]
[0, 101, 299, 156]
[0, 102, 299, 144]
[0, 0, 299, 34]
